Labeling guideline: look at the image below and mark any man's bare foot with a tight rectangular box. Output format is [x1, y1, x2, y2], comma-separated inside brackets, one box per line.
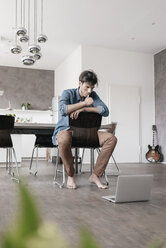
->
[89, 173, 108, 189]
[67, 176, 77, 189]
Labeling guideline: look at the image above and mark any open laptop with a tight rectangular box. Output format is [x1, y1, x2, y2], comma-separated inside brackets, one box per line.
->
[102, 174, 153, 203]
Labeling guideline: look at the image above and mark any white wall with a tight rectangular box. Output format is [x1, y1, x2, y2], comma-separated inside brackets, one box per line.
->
[54, 44, 154, 162]
[82, 45, 154, 162]
[55, 45, 82, 96]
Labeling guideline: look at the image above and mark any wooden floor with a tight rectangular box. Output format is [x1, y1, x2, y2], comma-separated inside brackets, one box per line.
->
[0, 161, 166, 248]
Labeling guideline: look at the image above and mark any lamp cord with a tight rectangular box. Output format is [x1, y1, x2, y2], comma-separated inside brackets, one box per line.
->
[23, 0, 25, 28]
[41, 0, 43, 33]
[15, 0, 17, 44]
[28, 0, 30, 45]
[20, 0, 22, 27]
[34, 0, 37, 44]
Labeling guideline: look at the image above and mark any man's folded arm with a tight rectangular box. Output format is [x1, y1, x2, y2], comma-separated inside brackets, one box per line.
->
[59, 90, 86, 116]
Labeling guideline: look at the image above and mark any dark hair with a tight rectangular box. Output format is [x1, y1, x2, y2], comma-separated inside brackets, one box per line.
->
[79, 70, 98, 86]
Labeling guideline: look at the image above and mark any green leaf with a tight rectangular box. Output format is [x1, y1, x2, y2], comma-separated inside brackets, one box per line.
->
[78, 227, 100, 248]
[25, 222, 69, 248]
[146, 238, 165, 248]
[2, 183, 41, 248]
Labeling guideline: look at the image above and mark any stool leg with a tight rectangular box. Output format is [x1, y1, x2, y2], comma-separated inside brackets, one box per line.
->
[29, 147, 38, 175]
[8, 148, 12, 176]
[35, 147, 39, 175]
[104, 171, 109, 185]
[112, 155, 120, 172]
[54, 149, 59, 181]
[7, 148, 20, 183]
[53, 148, 65, 188]
[62, 164, 65, 187]
[75, 148, 78, 174]
[11, 148, 20, 183]
[90, 148, 94, 175]
[80, 148, 85, 173]
[29, 147, 35, 171]
[6, 148, 9, 171]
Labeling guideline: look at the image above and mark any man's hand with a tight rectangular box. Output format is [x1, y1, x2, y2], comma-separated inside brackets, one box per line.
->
[67, 95, 94, 115]
[70, 108, 84, 119]
[84, 95, 94, 106]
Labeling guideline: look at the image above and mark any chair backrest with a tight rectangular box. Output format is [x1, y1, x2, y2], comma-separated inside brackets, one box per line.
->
[69, 112, 102, 148]
[0, 115, 14, 148]
[99, 122, 117, 135]
[0, 115, 14, 129]
[35, 134, 55, 147]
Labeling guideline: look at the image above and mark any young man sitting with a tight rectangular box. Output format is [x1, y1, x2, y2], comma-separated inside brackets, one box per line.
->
[52, 70, 117, 189]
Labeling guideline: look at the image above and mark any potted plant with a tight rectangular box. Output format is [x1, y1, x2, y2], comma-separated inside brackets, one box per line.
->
[21, 102, 31, 110]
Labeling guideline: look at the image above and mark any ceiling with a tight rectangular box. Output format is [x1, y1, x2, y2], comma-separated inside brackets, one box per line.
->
[0, 0, 166, 70]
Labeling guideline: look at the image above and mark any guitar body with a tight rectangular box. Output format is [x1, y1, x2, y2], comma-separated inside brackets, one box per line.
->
[145, 125, 163, 163]
[146, 145, 163, 163]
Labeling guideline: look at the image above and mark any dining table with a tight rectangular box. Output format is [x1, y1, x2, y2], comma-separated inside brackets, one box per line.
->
[13, 122, 116, 135]
[12, 122, 56, 135]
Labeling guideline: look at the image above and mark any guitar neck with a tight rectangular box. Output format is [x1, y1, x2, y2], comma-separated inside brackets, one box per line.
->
[152, 125, 157, 147]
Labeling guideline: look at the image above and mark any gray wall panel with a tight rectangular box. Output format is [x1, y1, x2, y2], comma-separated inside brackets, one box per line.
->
[0, 66, 54, 110]
[154, 49, 166, 161]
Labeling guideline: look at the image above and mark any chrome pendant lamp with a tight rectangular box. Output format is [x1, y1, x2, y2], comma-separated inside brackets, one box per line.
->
[33, 52, 42, 60]
[22, 0, 36, 65]
[10, 35, 22, 54]
[28, 0, 41, 55]
[19, 0, 29, 42]
[11, 0, 47, 65]
[21, 55, 36, 65]
[16, 0, 28, 37]
[37, 0, 47, 43]
[10, 0, 22, 54]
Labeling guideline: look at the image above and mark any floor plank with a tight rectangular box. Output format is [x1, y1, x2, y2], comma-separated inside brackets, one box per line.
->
[0, 161, 166, 248]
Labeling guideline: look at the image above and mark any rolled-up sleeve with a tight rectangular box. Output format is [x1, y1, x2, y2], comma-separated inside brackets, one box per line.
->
[59, 90, 70, 116]
[92, 92, 109, 117]
[97, 106, 104, 115]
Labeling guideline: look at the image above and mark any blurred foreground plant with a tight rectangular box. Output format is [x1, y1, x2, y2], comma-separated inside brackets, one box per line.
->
[1, 184, 100, 248]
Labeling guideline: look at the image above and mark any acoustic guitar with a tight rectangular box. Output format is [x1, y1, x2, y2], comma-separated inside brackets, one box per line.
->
[145, 125, 163, 163]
